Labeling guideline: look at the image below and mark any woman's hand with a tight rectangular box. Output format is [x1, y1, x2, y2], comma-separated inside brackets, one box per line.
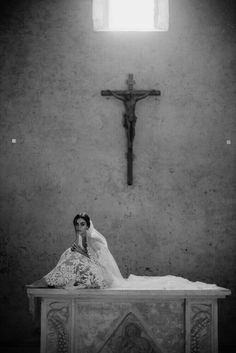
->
[71, 243, 89, 257]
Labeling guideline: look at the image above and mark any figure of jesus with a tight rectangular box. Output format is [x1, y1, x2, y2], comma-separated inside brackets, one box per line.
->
[101, 74, 161, 184]
[106, 90, 157, 147]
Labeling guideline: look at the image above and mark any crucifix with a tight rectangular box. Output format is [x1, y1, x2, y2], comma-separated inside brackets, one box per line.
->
[101, 74, 161, 185]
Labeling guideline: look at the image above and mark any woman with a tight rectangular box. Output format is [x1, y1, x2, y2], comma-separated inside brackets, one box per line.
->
[35, 213, 221, 290]
[42, 213, 123, 289]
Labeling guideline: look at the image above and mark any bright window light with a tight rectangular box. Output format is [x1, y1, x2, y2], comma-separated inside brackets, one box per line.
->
[93, 0, 169, 32]
[109, 0, 154, 31]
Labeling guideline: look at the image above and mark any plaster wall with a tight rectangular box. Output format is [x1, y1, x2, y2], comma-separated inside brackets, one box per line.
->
[0, 0, 235, 349]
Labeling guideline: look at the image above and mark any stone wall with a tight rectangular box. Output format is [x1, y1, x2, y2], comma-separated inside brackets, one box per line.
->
[0, 0, 235, 349]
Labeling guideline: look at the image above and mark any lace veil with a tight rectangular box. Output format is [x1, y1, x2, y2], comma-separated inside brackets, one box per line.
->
[87, 221, 123, 284]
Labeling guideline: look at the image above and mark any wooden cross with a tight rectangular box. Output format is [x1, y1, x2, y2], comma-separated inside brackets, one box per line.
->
[101, 74, 161, 185]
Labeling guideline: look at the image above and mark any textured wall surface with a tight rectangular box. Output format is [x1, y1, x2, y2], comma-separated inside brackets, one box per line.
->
[0, 0, 235, 349]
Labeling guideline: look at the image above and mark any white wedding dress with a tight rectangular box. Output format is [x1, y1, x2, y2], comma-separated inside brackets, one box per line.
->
[43, 221, 222, 291]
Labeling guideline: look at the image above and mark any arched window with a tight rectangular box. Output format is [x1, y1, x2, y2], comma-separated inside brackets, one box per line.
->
[93, 0, 169, 32]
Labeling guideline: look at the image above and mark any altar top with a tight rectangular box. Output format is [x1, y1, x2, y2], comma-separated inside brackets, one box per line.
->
[26, 285, 231, 299]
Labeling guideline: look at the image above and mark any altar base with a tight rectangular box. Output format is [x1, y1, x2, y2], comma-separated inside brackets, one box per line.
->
[26, 287, 230, 353]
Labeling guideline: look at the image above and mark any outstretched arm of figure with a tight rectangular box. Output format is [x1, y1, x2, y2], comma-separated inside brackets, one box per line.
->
[135, 90, 157, 102]
[107, 90, 126, 101]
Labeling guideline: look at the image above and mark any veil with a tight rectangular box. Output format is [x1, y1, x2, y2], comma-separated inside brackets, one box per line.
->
[87, 221, 124, 285]
[87, 220, 108, 248]
[86, 220, 223, 290]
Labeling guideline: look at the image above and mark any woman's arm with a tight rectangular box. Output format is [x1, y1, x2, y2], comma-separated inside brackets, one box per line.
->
[71, 242, 89, 257]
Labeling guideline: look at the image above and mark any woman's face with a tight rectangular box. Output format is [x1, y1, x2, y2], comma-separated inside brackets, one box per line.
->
[74, 218, 88, 237]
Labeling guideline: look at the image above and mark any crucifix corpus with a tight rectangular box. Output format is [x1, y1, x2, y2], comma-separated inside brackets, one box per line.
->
[101, 74, 161, 185]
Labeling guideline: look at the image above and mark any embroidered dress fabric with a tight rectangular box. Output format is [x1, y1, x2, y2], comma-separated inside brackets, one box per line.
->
[44, 248, 108, 288]
[43, 220, 223, 290]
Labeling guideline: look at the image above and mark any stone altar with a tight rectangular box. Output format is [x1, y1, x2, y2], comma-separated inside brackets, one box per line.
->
[26, 287, 230, 353]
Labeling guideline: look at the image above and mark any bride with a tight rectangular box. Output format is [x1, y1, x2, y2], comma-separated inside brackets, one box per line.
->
[35, 213, 221, 290]
[39, 213, 123, 289]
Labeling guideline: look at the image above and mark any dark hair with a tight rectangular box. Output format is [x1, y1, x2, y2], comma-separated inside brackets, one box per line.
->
[73, 213, 90, 228]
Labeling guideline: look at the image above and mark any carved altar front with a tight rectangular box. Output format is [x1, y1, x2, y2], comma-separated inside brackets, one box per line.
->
[26, 287, 230, 353]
